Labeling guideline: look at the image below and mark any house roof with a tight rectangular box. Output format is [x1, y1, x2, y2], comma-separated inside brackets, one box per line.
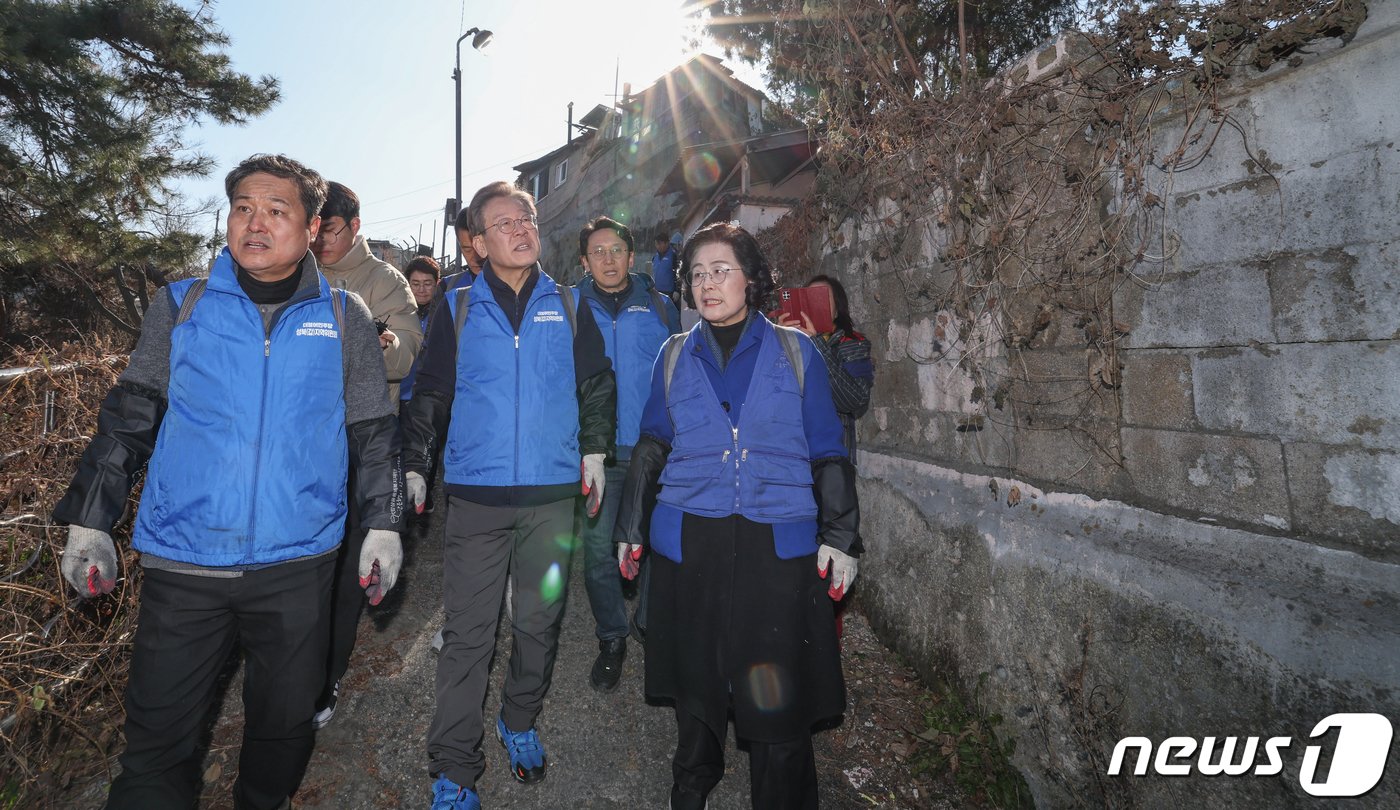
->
[654, 127, 821, 198]
[512, 130, 594, 175]
[631, 53, 766, 103]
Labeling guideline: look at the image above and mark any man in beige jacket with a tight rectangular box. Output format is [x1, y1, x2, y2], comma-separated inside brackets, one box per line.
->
[311, 180, 422, 728]
[313, 181, 422, 401]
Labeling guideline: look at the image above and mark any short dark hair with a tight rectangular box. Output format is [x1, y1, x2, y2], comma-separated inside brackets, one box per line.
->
[467, 180, 536, 236]
[654, 233, 671, 244]
[454, 205, 473, 234]
[578, 216, 634, 257]
[224, 154, 327, 225]
[679, 222, 776, 313]
[405, 255, 441, 281]
[806, 274, 855, 335]
[320, 181, 360, 222]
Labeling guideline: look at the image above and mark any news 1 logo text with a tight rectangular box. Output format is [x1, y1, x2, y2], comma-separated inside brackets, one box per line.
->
[1108, 713, 1393, 797]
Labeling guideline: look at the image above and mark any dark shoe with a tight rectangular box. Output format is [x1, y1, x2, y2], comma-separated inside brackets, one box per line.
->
[629, 614, 647, 646]
[669, 783, 709, 810]
[589, 637, 627, 693]
[496, 714, 547, 783]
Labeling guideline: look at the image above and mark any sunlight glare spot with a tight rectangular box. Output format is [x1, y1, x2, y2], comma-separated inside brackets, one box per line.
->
[683, 152, 722, 190]
[540, 562, 564, 604]
[746, 662, 791, 713]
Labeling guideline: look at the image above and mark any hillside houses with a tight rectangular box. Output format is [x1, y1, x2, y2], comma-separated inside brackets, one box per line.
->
[512, 54, 817, 283]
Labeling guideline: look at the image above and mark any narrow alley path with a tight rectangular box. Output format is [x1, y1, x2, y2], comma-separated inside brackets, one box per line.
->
[74, 483, 966, 809]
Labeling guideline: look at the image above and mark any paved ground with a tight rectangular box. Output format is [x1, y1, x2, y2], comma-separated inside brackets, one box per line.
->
[68, 481, 965, 809]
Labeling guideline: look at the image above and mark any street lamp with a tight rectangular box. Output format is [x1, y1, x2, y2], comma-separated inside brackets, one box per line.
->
[453, 26, 493, 267]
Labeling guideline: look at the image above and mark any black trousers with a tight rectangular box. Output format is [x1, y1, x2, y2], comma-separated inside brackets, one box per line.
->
[672, 707, 819, 810]
[323, 468, 366, 698]
[106, 556, 334, 810]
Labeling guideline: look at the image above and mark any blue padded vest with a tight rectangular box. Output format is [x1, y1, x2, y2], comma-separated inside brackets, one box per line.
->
[442, 272, 580, 487]
[133, 250, 349, 566]
[658, 320, 816, 523]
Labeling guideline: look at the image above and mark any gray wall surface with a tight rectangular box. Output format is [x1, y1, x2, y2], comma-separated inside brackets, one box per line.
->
[823, 3, 1400, 806]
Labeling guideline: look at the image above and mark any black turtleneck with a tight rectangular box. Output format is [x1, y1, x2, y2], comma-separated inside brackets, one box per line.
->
[709, 314, 748, 364]
[237, 263, 302, 305]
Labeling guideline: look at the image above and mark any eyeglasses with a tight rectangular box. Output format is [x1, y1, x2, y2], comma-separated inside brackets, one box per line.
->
[586, 245, 629, 260]
[487, 215, 538, 235]
[689, 265, 737, 286]
[314, 221, 350, 243]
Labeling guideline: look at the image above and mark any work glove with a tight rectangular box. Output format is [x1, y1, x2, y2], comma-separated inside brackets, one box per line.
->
[617, 542, 643, 580]
[406, 471, 427, 514]
[61, 526, 119, 597]
[581, 453, 606, 518]
[359, 529, 403, 606]
[817, 544, 858, 601]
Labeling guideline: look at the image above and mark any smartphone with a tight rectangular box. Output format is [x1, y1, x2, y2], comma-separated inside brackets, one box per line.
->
[771, 287, 834, 333]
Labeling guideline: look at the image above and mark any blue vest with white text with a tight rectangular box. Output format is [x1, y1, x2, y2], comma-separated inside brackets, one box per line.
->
[443, 272, 579, 486]
[579, 277, 672, 458]
[133, 250, 349, 566]
[658, 321, 816, 523]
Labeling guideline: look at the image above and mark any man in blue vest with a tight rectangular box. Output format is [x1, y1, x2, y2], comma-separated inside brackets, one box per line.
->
[650, 232, 680, 307]
[53, 153, 404, 810]
[574, 216, 680, 693]
[401, 181, 616, 810]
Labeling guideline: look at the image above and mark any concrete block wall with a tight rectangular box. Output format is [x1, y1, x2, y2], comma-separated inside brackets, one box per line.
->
[821, 4, 1400, 806]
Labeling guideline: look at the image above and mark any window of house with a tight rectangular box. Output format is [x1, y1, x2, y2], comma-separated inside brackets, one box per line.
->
[555, 159, 569, 188]
[532, 171, 550, 201]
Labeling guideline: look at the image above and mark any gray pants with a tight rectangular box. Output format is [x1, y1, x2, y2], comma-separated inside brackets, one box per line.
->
[427, 495, 576, 789]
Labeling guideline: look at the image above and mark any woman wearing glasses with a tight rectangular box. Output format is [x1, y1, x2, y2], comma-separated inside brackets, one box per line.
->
[616, 222, 860, 809]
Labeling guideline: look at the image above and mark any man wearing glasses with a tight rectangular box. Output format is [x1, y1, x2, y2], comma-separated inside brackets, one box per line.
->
[309, 181, 423, 730]
[573, 216, 680, 693]
[401, 181, 615, 809]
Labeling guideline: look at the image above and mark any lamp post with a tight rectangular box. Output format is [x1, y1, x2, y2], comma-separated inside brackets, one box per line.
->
[453, 26, 494, 266]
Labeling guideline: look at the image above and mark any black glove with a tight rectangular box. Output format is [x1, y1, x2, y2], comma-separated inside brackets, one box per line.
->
[613, 435, 669, 549]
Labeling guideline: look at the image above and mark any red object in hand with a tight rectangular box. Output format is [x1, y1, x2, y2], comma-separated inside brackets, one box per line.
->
[817, 558, 844, 601]
[360, 559, 384, 605]
[619, 545, 643, 579]
[87, 565, 115, 596]
[582, 462, 601, 518]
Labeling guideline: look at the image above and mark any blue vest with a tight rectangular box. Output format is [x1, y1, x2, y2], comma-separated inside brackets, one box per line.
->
[443, 271, 579, 486]
[658, 321, 816, 523]
[133, 250, 349, 566]
[578, 277, 672, 458]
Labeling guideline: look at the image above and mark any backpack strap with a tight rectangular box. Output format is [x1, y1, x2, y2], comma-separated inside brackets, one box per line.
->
[329, 287, 346, 334]
[661, 333, 688, 401]
[452, 285, 472, 337]
[558, 284, 578, 337]
[772, 325, 806, 394]
[648, 287, 670, 330]
[171, 278, 208, 327]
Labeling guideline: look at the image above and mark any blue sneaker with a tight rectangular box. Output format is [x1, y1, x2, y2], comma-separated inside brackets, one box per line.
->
[495, 714, 547, 783]
[431, 775, 480, 810]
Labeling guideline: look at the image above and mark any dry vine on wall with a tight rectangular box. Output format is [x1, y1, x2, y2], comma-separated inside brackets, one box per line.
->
[757, 0, 1367, 474]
